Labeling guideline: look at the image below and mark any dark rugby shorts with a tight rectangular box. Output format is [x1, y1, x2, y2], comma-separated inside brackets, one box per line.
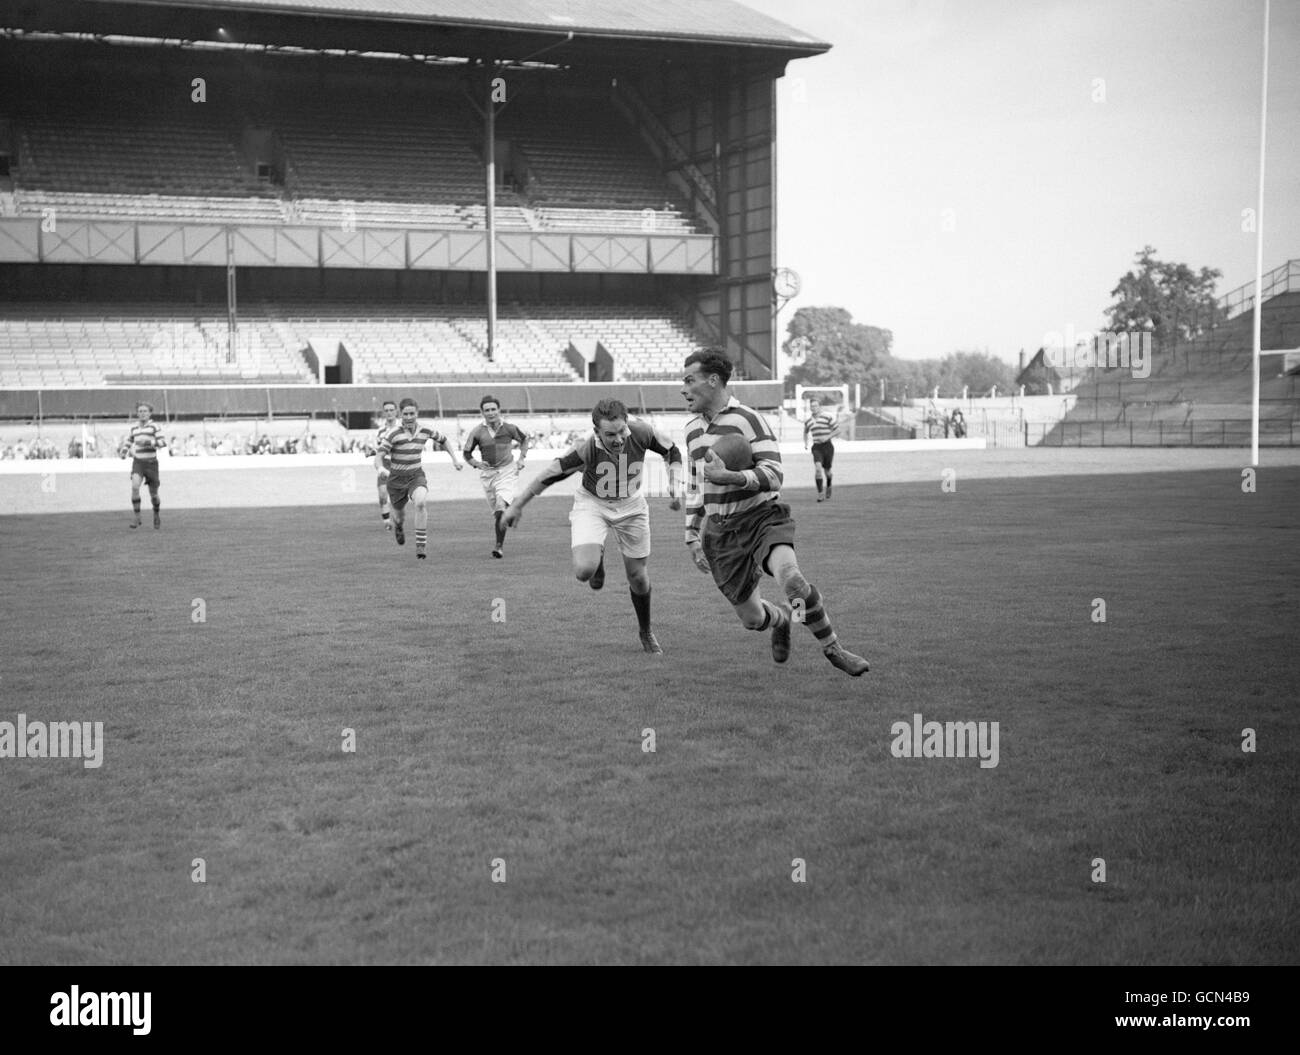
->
[810, 440, 834, 469]
[701, 500, 798, 606]
[131, 458, 160, 489]
[386, 470, 428, 511]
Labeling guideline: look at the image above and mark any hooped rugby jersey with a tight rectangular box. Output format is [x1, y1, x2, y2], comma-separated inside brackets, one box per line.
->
[378, 421, 447, 475]
[804, 410, 839, 445]
[124, 420, 167, 462]
[683, 396, 782, 545]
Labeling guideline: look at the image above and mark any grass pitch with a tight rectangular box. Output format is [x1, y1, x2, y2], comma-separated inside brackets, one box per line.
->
[1, 465, 1297, 964]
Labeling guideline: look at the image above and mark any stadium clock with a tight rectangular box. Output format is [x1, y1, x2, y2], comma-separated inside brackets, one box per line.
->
[773, 267, 801, 300]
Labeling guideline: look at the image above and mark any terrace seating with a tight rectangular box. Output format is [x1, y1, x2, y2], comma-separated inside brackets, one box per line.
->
[14, 189, 284, 225]
[1046, 290, 1300, 445]
[0, 303, 316, 386]
[5, 61, 703, 232]
[0, 297, 706, 386]
[18, 112, 266, 198]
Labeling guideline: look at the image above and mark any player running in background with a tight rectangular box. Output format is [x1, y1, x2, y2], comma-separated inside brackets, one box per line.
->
[803, 397, 841, 501]
[375, 397, 463, 560]
[121, 402, 167, 529]
[682, 351, 869, 677]
[374, 399, 399, 530]
[462, 394, 529, 559]
[503, 398, 682, 655]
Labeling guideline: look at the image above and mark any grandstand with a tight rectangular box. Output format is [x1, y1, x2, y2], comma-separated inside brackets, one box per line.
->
[1043, 263, 1300, 446]
[0, 1, 812, 415]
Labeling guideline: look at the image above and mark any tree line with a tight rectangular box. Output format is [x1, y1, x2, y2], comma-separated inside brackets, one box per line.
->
[782, 247, 1222, 402]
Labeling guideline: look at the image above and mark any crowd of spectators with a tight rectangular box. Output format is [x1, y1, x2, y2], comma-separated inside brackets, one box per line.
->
[529, 430, 584, 450]
[156, 432, 371, 457]
[0, 432, 372, 460]
[0, 437, 63, 460]
[1, 423, 594, 461]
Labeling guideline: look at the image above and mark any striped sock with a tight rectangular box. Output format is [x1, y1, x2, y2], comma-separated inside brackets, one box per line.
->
[755, 599, 788, 632]
[131, 498, 141, 513]
[415, 529, 427, 548]
[800, 584, 837, 648]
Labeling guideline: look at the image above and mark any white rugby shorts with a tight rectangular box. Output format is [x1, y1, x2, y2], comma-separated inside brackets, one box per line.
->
[480, 462, 519, 512]
[568, 488, 650, 559]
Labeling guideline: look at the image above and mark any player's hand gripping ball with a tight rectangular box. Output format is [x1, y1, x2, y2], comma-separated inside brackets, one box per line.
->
[703, 433, 753, 482]
[709, 433, 754, 470]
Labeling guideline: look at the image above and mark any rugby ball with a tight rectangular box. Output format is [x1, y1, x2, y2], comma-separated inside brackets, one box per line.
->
[709, 432, 754, 471]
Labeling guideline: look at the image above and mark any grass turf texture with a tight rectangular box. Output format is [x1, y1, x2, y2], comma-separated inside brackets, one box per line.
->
[0, 467, 1297, 964]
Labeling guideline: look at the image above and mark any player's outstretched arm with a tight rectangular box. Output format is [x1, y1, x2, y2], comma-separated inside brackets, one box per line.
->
[503, 451, 580, 527]
[439, 436, 464, 470]
[641, 423, 684, 509]
[666, 446, 683, 510]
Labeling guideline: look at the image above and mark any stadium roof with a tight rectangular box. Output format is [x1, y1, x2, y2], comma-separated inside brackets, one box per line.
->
[2, 0, 830, 60]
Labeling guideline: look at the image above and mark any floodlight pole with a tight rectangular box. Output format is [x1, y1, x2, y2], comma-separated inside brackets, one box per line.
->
[485, 70, 497, 363]
[1251, 0, 1270, 466]
[226, 227, 238, 366]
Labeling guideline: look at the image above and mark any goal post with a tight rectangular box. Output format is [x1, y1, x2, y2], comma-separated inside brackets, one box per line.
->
[794, 384, 850, 412]
[792, 384, 852, 441]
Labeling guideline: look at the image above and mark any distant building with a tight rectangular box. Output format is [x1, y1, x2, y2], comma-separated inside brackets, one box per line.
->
[1016, 348, 1067, 395]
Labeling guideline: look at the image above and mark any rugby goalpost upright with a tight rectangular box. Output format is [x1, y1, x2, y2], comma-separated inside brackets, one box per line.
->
[1251, 0, 1270, 467]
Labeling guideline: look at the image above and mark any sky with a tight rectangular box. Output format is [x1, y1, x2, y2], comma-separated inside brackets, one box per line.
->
[741, 0, 1300, 365]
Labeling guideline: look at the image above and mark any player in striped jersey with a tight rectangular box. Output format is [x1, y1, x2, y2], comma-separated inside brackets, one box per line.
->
[681, 350, 869, 677]
[375, 397, 463, 560]
[374, 399, 399, 530]
[804, 398, 841, 501]
[462, 395, 529, 559]
[503, 398, 682, 655]
[121, 402, 167, 529]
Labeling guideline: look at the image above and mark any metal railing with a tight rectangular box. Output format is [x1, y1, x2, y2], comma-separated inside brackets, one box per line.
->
[1031, 418, 1298, 447]
[1215, 258, 1300, 323]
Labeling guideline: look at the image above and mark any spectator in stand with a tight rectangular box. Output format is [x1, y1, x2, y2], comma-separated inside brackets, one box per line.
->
[951, 409, 967, 438]
[15, 439, 29, 460]
[68, 437, 83, 459]
[185, 434, 201, 457]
